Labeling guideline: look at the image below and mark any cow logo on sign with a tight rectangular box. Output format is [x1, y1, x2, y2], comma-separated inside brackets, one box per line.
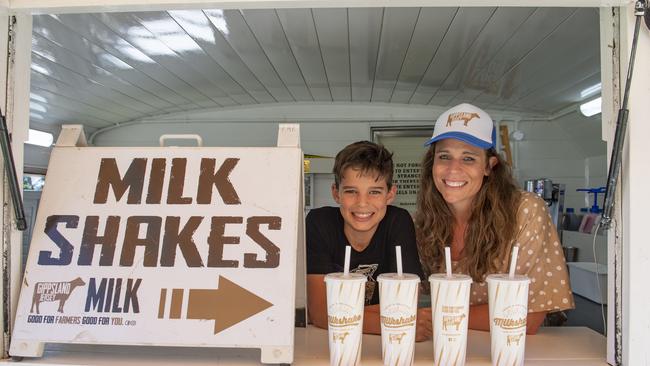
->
[31, 277, 86, 314]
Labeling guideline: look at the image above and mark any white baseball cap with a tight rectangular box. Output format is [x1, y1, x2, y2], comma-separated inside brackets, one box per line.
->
[424, 103, 496, 149]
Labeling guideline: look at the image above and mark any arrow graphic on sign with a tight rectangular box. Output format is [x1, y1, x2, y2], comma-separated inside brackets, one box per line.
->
[159, 276, 273, 334]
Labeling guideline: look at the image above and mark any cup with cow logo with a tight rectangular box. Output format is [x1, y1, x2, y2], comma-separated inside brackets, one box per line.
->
[486, 274, 531, 366]
[429, 273, 472, 366]
[325, 272, 367, 366]
[378, 273, 420, 366]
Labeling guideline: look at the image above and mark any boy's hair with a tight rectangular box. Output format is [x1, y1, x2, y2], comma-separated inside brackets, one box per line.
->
[332, 141, 394, 189]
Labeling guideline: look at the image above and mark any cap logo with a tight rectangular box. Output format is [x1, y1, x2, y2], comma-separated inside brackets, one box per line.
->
[446, 112, 480, 127]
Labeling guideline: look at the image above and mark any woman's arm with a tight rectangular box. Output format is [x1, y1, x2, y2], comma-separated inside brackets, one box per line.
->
[468, 304, 547, 334]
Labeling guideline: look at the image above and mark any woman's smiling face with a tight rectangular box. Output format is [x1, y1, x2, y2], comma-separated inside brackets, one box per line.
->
[432, 139, 497, 213]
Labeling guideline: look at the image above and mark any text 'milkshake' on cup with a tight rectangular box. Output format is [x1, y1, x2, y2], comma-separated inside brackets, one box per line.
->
[429, 246, 472, 366]
[378, 245, 420, 366]
[324, 246, 367, 366]
[487, 246, 531, 366]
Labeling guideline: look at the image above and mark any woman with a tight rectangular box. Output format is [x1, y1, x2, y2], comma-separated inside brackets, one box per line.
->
[415, 103, 574, 334]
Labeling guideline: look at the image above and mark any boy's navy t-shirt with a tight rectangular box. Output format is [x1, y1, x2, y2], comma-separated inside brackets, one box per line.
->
[306, 205, 424, 305]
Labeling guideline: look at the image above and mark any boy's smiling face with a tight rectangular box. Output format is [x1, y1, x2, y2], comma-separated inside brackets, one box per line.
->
[332, 167, 396, 249]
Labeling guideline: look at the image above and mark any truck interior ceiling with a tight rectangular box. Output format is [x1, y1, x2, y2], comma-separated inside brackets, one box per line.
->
[23, 5, 606, 336]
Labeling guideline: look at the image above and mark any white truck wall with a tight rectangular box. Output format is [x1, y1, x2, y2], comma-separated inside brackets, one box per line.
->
[511, 110, 606, 211]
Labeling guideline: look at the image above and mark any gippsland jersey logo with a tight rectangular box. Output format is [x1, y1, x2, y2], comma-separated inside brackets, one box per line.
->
[446, 112, 480, 127]
[30, 277, 86, 314]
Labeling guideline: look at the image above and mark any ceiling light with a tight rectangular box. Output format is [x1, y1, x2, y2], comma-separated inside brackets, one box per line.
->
[580, 97, 602, 117]
[580, 82, 601, 98]
[26, 129, 53, 147]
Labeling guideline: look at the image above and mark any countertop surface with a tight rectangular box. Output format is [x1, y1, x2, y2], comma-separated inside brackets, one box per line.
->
[3, 326, 606, 365]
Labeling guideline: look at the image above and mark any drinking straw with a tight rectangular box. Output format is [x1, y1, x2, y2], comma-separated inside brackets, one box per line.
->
[396, 245, 403, 277]
[445, 246, 452, 278]
[343, 246, 351, 276]
[509, 246, 519, 278]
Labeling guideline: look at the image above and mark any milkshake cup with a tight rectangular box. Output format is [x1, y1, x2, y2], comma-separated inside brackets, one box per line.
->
[325, 272, 367, 366]
[429, 273, 472, 366]
[378, 273, 420, 366]
[486, 274, 530, 366]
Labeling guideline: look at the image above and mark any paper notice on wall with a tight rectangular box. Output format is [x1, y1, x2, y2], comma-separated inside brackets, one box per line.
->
[393, 161, 421, 213]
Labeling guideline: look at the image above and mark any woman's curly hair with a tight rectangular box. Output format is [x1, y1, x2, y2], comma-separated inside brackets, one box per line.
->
[415, 144, 521, 282]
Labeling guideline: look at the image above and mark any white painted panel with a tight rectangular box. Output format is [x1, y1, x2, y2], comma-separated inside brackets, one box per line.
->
[409, 7, 496, 105]
[5, 0, 632, 14]
[31, 38, 183, 113]
[517, 141, 590, 160]
[40, 14, 200, 109]
[30, 72, 143, 120]
[32, 15, 183, 112]
[32, 48, 184, 114]
[449, 8, 577, 108]
[29, 105, 104, 129]
[168, 10, 275, 104]
[509, 57, 599, 111]
[312, 8, 351, 101]
[206, 9, 293, 102]
[24, 145, 53, 173]
[371, 7, 420, 102]
[313, 173, 336, 209]
[28, 88, 122, 123]
[96, 12, 228, 107]
[348, 8, 381, 102]
[135, 11, 255, 105]
[276, 8, 331, 101]
[429, 7, 536, 107]
[516, 158, 586, 177]
[241, 9, 313, 102]
[390, 7, 457, 103]
[528, 73, 601, 113]
[88, 14, 218, 107]
[92, 121, 372, 152]
[475, 8, 597, 108]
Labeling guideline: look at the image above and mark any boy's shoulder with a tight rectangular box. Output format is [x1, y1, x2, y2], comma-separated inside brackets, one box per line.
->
[384, 205, 411, 219]
[306, 206, 340, 222]
[381, 206, 415, 230]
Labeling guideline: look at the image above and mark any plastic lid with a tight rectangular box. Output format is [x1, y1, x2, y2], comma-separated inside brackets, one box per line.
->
[485, 274, 530, 283]
[377, 273, 420, 282]
[428, 273, 472, 283]
[324, 273, 367, 283]
[566, 208, 575, 213]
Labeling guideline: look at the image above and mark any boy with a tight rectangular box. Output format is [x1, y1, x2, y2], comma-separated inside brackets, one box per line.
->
[306, 141, 432, 341]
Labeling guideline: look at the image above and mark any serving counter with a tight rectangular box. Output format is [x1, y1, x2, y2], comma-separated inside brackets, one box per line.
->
[2, 325, 606, 365]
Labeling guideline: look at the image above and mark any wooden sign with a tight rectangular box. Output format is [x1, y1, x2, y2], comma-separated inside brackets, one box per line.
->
[10, 126, 302, 364]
